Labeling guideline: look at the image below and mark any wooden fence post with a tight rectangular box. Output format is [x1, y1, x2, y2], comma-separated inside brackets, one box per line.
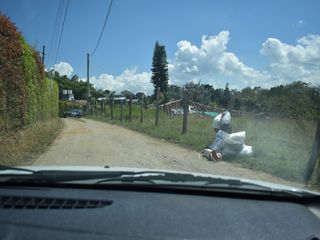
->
[182, 90, 189, 135]
[304, 121, 320, 183]
[100, 101, 103, 117]
[90, 99, 93, 116]
[110, 99, 114, 120]
[140, 96, 144, 123]
[95, 100, 98, 117]
[120, 100, 124, 123]
[129, 96, 132, 122]
[155, 87, 160, 126]
[104, 101, 107, 119]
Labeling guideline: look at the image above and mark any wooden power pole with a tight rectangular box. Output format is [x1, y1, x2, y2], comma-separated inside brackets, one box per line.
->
[41, 45, 46, 66]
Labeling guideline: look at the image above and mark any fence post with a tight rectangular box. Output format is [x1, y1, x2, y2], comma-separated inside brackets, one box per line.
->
[110, 99, 114, 120]
[140, 95, 144, 123]
[94, 100, 97, 117]
[90, 99, 93, 115]
[182, 90, 189, 134]
[304, 121, 320, 183]
[100, 101, 103, 117]
[104, 100, 107, 119]
[129, 96, 132, 122]
[155, 87, 160, 126]
[120, 100, 124, 123]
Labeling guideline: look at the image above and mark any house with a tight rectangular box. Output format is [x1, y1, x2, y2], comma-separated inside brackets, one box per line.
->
[62, 89, 74, 101]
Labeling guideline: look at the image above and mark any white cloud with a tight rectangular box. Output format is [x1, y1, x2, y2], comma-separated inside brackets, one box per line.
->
[53, 61, 74, 77]
[168, 31, 320, 89]
[260, 34, 320, 85]
[88, 67, 153, 95]
[169, 31, 269, 89]
[67, 32, 320, 95]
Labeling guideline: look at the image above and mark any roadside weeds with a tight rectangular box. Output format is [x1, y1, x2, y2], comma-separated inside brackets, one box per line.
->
[0, 118, 63, 166]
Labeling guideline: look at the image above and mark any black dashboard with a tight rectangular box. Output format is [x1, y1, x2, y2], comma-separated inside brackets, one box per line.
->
[0, 185, 320, 240]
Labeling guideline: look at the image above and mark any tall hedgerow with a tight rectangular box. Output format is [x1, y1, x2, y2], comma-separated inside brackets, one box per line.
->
[0, 14, 59, 132]
[0, 14, 26, 131]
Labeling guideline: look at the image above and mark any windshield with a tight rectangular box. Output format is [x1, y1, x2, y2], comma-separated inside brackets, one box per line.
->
[0, 0, 320, 193]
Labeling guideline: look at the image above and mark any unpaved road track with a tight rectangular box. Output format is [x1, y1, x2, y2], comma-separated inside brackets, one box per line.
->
[34, 118, 301, 186]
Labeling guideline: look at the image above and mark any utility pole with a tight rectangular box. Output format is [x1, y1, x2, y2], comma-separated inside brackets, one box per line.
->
[87, 53, 90, 103]
[87, 53, 90, 114]
[182, 89, 189, 134]
[41, 45, 46, 66]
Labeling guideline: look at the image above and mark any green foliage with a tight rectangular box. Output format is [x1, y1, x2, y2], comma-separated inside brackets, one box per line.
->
[0, 14, 58, 132]
[0, 14, 25, 131]
[151, 41, 169, 97]
[234, 82, 320, 119]
[121, 90, 135, 98]
[46, 70, 93, 100]
[21, 38, 59, 124]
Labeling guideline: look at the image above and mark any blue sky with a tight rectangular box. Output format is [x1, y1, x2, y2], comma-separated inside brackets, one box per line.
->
[1, 0, 320, 94]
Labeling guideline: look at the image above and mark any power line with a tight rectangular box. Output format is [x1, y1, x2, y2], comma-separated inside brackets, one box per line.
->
[55, 0, 70, 63]
[90, 0, 113, 56]
[48, 0, 65, 66]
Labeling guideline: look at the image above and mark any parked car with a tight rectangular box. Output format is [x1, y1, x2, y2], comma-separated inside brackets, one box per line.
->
[63, 109, 83, 118]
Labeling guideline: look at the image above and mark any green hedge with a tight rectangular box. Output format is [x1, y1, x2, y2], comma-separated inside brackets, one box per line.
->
[0, 15, 58, 132]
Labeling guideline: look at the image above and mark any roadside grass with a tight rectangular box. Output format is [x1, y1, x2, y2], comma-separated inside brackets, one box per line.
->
[88, 105, 317, 182]
[0, 118, 63, 166]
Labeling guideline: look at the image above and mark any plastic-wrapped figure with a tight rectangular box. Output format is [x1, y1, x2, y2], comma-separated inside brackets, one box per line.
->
[204, 110, 252, 161]
[212, 110, 232, 134]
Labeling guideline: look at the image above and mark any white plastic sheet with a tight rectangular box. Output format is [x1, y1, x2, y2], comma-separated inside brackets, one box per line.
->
[221, 111, 231, 125]
[239, 145, 253, 156]
[212, 113, 222, 129]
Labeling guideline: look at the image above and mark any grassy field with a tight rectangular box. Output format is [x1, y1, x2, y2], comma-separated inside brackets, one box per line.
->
[88, 104, 317, 182]
[0, 118, 63, 166]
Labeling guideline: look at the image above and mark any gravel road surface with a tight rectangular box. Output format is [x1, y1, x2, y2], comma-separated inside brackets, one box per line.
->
[33, 118, 301, 186]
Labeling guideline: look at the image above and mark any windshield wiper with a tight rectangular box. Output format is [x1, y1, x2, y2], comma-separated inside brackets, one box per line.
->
[0, 169, 316, 197]
[0, 165, 36, 173]
[95, 171, 275, 191]
[95, 172, 317, 197]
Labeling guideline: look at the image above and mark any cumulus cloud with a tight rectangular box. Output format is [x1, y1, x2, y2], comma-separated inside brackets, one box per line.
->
[73, 32, 320, 95]
[53, 61, 74, 77]
[260, 34, 320, 85]
[89, 67, 153, 95]
[168, 31, 320, 89]
[169, 31, 269, 89]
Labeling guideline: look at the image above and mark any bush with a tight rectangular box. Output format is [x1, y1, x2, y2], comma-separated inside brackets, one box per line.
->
[0, 15, 25, 131]
[0, 14, 59, 132]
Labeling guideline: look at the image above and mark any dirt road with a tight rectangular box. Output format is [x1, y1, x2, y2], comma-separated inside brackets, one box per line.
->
[34, 118, 299, 186]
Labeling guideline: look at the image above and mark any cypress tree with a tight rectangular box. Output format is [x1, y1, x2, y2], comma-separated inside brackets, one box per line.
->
[151, 41, 169, 97]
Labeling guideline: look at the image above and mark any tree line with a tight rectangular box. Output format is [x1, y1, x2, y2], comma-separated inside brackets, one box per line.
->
[49, 40, 320, 119]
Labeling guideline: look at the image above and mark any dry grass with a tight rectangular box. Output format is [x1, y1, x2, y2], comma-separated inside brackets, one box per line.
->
[0, 118, 63, 166]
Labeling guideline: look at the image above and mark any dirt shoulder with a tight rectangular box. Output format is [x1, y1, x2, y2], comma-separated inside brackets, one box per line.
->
[33, 118, 303, 187]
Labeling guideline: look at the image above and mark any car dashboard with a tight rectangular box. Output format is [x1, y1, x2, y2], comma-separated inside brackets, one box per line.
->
[0, 184, 320, 240]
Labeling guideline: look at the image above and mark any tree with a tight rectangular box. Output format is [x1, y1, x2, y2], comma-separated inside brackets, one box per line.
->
[167, 85, 182, 101]
[121, 90, 135, 99]
[151, 41, 169, 98]
[70, 74, 79, 82]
